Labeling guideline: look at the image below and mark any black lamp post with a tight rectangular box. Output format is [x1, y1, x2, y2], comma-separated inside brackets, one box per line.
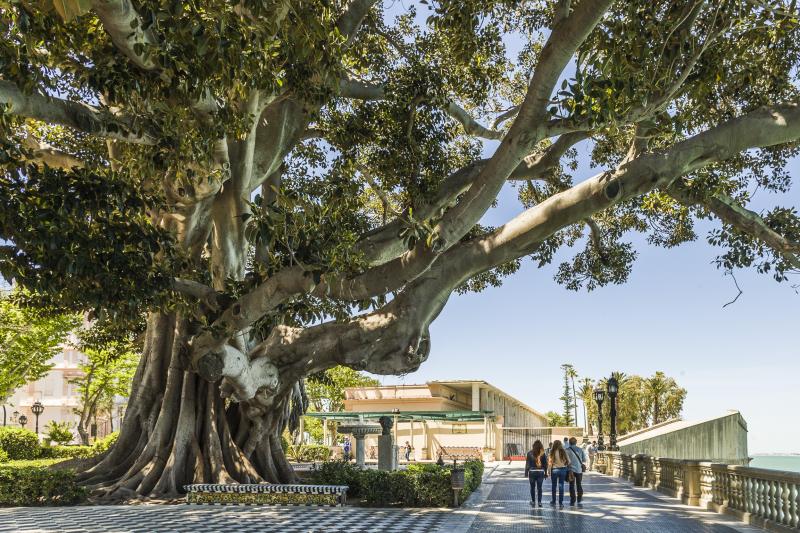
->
[18, 414, 28, 429]
[607, 376, 619, 451]
[12, 411, 19, 424]
[593, 388, 605, 451]
[31, 401, 44, 435]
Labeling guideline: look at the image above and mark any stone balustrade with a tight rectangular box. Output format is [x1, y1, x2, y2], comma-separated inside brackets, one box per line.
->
[594, 451, 800, 532]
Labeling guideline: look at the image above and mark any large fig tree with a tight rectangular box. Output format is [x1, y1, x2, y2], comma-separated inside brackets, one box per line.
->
[1, 0, 799, 499]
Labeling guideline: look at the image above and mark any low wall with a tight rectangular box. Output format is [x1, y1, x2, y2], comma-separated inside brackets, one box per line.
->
[595, 451, 800, 533]
[617, 411, 749, 465]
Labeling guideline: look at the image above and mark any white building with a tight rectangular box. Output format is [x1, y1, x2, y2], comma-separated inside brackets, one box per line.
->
[4, 345, 125, 443]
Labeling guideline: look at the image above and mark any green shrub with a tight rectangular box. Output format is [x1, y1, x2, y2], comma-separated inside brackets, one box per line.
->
[0, 463, 87, 505]
[92, 431, 119, 454]
[0, 449, 8, 463]
[287, 444, 331, 463]
[45, 422, 74, 446]
[0, 427, 40, 460]
[308, 459, 485, 507]
[39, 445, 95, 459]
[309, 461, 364, 498]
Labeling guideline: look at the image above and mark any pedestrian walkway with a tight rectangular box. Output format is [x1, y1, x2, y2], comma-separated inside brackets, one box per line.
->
[0, 463, 765, 532]
[463, 463, 762, 533]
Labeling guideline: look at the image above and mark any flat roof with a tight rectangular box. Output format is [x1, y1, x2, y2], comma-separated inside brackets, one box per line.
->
[344, 379, 546, 419]
[305, 410, 492, 422]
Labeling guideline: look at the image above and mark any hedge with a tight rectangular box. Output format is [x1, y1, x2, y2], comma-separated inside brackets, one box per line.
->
[39, 445, 95, 460]
[91, 432, 119, 454]
[0, 462, 87, 506]
[0, 427, 40, 460]
[308, 459, 484, 507]
[0, 448, 8, 463]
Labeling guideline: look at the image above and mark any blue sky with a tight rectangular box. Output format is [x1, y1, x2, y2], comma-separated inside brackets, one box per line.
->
[378, 145, 800, 455]
[373, 2, 800, 456]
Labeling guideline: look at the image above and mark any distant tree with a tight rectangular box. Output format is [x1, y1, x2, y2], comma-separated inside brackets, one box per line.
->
[545, 411, 567, 427]
[559, 364, 576, 426]
[645, 371, 686, 425]
[46, 421, 74, 445]
[304, 366, 380, 443]
[306, 366, 380, 413]
[593, 371, 686, 435]
[0, 291, 77, 424]
[70, 343, 138, 445]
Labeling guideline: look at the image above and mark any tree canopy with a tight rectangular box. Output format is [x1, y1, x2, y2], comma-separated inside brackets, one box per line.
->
[0, 0, 798, 498]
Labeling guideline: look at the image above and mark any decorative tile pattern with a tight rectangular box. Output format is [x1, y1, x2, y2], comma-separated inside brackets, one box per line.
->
[0, 505, 449, 533]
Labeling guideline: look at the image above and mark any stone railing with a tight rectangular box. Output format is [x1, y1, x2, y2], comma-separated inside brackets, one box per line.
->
[595, 451, 800, 532]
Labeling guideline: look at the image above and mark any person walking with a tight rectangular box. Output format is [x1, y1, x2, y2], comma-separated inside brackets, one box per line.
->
[524, 440, 548, 506]
[548, 440, 569, 507]
[588, 441, 598, 471]
[404, 441, 412, 462]
[566, 436, 587, 505]
[343, 437, 351, 462]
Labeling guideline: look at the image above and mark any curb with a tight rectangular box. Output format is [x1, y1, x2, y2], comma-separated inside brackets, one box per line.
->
[437, 463, 500, 532]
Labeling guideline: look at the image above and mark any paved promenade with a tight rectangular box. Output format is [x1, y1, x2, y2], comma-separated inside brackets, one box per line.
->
[0, 463, 762, 532]
[463, 464, 760, 532]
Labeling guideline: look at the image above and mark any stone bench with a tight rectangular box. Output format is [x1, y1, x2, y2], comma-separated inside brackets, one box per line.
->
[184, 483, 348, 506]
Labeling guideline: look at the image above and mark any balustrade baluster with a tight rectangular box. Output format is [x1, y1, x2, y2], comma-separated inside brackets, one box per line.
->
[791, 482, 799, 529]
[780, 481, 790, 526]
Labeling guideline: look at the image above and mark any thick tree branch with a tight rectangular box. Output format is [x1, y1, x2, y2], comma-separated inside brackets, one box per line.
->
[421, 102, 800, 296]
[357, 131, 588, 266]
[0, 81, 156, 144]
[91, 0, 161, 74]
[338, 79, 506, 140]
[21, 137, 85, 169]
[508, 131, 589, 181]
[432, 0, 613, 249]
[669, 182, 800, 270]
[337, 0, 380, 44]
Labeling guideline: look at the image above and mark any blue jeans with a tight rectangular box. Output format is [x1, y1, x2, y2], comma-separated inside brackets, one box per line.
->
[551, 467, 567, 504]
[529, 471, 545, 503]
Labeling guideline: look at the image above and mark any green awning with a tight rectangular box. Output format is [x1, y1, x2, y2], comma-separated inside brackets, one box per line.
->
[304, 410, 493, 422]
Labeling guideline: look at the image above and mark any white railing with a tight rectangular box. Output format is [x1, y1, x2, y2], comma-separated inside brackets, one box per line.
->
[595, 451, 800, 532]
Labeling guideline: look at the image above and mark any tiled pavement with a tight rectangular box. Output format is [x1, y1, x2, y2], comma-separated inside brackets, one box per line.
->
[0, 504, 450, 533]
[0, 464, 764, 532]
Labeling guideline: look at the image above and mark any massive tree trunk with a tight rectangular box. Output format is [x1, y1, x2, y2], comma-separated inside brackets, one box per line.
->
[79, 312, 299, 500]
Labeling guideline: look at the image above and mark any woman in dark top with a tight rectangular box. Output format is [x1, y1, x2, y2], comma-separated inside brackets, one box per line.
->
[524, 440, 548, 506]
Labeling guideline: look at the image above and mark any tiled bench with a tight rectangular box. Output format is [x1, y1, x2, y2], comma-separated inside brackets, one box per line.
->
[440, 447, 482, 461]
[184, 483, 349, 506]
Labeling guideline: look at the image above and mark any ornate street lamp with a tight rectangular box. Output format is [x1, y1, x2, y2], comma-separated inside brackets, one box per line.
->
[18, 414, 28, 429]
[31, 401, 44, 435]
[12, 411, 19, 424]
[593, 388, 605, 451]
[607, 376, 619, 451]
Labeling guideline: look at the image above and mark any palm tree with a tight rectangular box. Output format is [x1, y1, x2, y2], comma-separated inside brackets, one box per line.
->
[568, 365, 579, 427]
[579, 378, 595, 435]
[560, 364, 579, 426]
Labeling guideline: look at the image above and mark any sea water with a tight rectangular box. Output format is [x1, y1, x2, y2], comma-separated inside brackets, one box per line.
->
[749, 455, 800, 473]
